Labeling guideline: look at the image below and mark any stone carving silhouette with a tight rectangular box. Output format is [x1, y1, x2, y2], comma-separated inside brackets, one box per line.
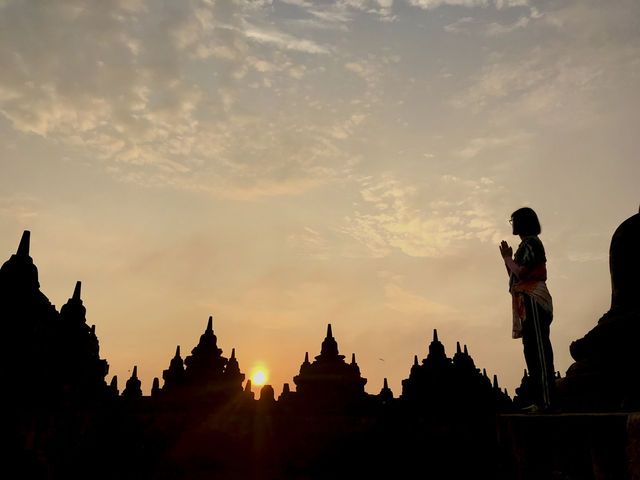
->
[122, 365, 142, 399]
[559, 207, 640, 410]
[162, 345, 185, 391]
[401, 329, 510, 412]
[0, 231, 109, 405]
[292, 324, 367, 410]
[184, 316, 227, 384]
[58, 281, 109, 399]
[223, 347, 245, 393]
[109, 375, 119, 396]
[151, 377, 161, 396]
[378, 377, 394, 405]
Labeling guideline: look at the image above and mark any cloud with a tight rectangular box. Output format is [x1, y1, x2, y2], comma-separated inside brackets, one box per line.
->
[450, 49, 609, 129]
[281, 0, 395, 23]
[449, 1, 640, 129]
[484, 15, 530, 35]
[243, 23, 332, 54]
[0, 0, 371, 199]
[409, 0, 529, 9]
[444, 14, 531, 36]
[343, 174, 508, 258]
[454, 131, 531, 159]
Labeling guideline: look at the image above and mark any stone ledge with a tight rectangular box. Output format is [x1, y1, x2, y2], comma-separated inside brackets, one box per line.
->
[497, 412, 640, 480]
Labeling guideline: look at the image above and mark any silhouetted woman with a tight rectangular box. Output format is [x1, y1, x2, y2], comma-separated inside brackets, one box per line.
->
[499, 207, 554, 411]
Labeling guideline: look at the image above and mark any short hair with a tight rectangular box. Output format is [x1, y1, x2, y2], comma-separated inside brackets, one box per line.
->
[511, 207, 541, 236]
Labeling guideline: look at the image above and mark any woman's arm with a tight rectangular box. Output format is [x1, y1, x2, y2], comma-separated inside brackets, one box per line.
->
[499, 241, 515, 277]
[504, 256, 528, 279]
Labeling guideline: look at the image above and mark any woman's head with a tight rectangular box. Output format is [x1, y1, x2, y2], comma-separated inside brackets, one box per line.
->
[510, 207, 541, 236]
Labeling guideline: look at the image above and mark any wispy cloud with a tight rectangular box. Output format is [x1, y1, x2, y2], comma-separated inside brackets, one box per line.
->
[454, 132, 531, 159]
[243, 23, 332, 54]
[343, 174, 507, 258]
[444, 14, 533, 36]
[282, 0, 396, 23]
[0, 0, 371, 199]
[409, 0, 529, 9]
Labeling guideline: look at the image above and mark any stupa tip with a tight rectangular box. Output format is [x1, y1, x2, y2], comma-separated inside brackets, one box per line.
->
[17, 230, 30, 256]
[72, 281, 82, 301]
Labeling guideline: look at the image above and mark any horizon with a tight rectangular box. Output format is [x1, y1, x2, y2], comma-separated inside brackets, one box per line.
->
[1, 0, 639, 397]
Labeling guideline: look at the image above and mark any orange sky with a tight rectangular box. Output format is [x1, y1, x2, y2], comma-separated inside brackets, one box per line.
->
[1, 0, 639, 396]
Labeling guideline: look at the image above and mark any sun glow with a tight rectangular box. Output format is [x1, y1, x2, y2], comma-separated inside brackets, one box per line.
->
[252, 369, 267, 385]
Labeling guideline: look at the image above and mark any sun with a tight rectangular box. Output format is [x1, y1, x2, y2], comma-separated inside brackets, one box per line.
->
[252, 369, 267, 386]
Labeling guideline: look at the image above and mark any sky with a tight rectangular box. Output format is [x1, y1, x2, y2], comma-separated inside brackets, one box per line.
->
[0, 0, 639, 397]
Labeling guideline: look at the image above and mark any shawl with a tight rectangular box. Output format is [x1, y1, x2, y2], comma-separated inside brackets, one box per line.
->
[508, 236, 553, 339]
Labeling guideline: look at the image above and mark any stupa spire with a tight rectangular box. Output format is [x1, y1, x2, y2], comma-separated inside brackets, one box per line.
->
[351, 353, 356, 365]
[456, 341, 461, 354]
[16, 230, 30, 257]
[319, 324, 340, 358]
[162, 344, 185, 390]
[151, 377, 160, 396]
[109, 375, 119, 396]
[123, 365, 142, 398]
[206, 315, 213, 332]
[379, 377, 393, 403]
[427, 328, 446, 361]
[413, 355, 418, 366]
[60, 279, 86, 323]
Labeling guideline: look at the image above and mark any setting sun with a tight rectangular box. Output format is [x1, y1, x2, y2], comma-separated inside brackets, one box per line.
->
[252, 369, 267, 386]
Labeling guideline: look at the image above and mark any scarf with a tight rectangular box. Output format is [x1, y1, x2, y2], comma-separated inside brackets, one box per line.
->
[510, 262, 553, 339]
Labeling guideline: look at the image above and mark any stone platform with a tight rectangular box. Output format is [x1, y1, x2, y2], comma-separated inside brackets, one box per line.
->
[497, 412, 640, 480]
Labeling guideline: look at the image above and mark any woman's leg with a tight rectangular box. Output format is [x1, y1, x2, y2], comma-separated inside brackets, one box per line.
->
[522, 295, 555, 408]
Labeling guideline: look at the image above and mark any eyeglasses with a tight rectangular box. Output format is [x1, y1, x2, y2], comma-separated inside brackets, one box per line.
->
[508, 218, 513, 225]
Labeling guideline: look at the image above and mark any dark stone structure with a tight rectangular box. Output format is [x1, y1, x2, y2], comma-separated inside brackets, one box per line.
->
[291, 324, 367, 411]
[5, 227, 640, 479]
[559, 208, 640, 411]
[0, 231, 110, 402]
[401, 329, 511, 412]
[162, 345, 185, 391]
[0, 231, 514, 479]
[123, 365, 142, 399]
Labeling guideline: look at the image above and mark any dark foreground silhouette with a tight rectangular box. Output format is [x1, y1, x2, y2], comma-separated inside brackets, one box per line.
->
[1, 206, 639, 479]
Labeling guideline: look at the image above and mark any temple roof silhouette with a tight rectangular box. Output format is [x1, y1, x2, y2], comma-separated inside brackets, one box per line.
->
[293, 324, 366, 396]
